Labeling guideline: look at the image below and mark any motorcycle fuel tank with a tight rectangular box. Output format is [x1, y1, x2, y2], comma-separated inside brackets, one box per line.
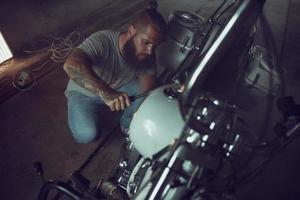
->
[129, 84, 185, 158]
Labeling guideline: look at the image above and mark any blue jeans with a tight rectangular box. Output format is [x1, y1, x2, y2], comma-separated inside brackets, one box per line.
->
[66, 80, 144, 144]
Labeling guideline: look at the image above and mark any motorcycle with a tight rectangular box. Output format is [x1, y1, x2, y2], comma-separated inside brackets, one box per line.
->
[115, 0, 266, 198]
[38, 0, 300, 199]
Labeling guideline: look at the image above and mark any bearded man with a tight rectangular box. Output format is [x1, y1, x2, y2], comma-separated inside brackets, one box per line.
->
[63, 9, 167, 143]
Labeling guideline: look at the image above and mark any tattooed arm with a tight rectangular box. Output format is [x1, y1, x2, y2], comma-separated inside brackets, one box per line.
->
[63, 48, 130, 111]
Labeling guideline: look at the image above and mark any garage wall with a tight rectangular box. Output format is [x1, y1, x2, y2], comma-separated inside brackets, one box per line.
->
[0, 0, 148, 52]
[0, 0, 289, 57]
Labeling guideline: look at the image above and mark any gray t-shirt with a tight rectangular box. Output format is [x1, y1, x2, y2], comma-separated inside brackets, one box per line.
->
[65, 30, 155, 97]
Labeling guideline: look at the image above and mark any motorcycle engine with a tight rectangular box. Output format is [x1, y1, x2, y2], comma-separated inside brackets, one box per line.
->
[157, 10, 205, 72]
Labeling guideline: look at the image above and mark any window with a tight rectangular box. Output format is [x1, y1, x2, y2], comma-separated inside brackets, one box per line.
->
[0, 31, 13, 64]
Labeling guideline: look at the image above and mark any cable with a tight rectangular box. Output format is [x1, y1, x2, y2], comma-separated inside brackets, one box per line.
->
[49, 31, 84, 63]
[207, 0, 229, 23]
[214, 0, 238, 22]
[11, 30, 85, 92]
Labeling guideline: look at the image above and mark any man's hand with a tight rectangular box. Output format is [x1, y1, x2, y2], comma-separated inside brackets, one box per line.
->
[102, 90, 131, 111]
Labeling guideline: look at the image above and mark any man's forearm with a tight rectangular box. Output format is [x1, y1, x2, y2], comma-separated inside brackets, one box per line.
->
[64, 63, 111, 99]
[65, 62, 130, 111]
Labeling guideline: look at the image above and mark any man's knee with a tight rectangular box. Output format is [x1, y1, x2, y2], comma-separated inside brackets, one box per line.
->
[70, 125, 100, 144]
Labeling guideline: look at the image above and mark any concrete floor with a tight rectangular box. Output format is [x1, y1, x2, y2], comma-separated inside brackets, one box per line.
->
[0, 0, 300, 200]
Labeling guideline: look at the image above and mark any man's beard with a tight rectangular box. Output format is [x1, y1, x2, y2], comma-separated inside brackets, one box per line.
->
[123, 37, 155, 69]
